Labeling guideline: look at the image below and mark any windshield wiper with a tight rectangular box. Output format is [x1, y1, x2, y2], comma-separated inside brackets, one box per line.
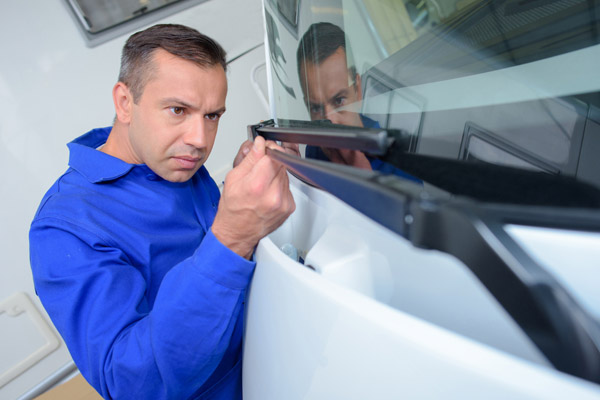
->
[249, 118, 405, 155]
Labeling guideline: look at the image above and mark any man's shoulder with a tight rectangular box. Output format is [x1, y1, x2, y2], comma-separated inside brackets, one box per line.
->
[33, 167, 100, 221]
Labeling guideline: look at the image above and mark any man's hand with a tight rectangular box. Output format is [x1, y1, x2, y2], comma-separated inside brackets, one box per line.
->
[212, 137, 296, 259]
[232, 140, 253, 168]
[281, 142, 300, 157]
[233, 140, 300, 168]
[323, 148, 372, 170]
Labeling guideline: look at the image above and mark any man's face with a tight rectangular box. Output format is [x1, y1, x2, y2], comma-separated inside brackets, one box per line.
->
[301, 47, 363, 127]
[126, 49, 227, 182]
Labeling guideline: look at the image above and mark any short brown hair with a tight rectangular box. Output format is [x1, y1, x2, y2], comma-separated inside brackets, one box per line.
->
[296, 22, 356, 97]
[118, 24, 227, 102]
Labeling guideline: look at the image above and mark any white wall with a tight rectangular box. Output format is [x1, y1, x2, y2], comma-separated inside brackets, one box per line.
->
[0, 0, 268, 397]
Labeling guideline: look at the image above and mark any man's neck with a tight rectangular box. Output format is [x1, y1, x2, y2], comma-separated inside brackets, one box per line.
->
[100, 122, 139, 164]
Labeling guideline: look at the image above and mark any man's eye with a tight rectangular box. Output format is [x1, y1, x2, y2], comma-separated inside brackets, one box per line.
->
[310, 105, 324, 115]
[170, 107, 185, 115]
[334, 97, 346, 107]
[205, 113, 221, 121]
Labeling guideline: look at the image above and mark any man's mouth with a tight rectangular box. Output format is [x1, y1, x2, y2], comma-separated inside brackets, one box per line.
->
[173, 156, 202, 170]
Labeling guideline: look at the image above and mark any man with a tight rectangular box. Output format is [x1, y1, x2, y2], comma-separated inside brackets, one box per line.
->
[296, 22, 374, 169]
[29, 24, 294, 399]
[296, 22, 421, 181]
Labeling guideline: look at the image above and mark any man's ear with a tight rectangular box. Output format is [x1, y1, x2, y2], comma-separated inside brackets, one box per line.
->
[355, 73, 362, 101]
[113, 82, 133, 124]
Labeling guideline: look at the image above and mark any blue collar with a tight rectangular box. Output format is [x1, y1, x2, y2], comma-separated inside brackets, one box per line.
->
[360, 114, 381, 129]
[67, 127, 136, 183]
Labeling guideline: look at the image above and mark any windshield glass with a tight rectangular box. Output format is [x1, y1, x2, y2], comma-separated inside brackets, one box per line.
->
[264, 0, 600, 208]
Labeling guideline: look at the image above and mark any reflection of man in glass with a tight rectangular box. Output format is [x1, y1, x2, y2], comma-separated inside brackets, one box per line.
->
[296, 22, 422, 182]
[296, 22, 375, 169]
[297, 22, 368, 127]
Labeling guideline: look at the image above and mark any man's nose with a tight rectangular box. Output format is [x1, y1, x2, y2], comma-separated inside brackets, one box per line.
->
[183, 118, 207, 148]
[325, 106, 343, 125]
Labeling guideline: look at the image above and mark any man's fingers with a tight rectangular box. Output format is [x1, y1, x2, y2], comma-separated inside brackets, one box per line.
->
[281, 142, 301, 157]
[232, 140, 253, 167]
[276, 167, 295, 214]
[246, 152, 286, 193]
[265, 140, 284, 152]
[234, 136, 267, 173]
[216, 137, 295, 259]
[233, 136, 291, 202]
[265, 140, 301, 158]
[258, 163, 295, 216]
[234, 137, 294, 171]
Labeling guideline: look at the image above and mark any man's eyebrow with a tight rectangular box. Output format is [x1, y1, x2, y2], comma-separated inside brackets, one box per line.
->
[161, 98, 196, 109]
[161, 98, 226, 115]
[206, 107, 226, 115]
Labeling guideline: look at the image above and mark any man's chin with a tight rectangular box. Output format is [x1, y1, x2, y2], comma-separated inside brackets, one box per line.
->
[159, 168, 199, 183]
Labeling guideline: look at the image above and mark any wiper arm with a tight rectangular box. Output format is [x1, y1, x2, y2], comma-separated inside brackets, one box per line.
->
[249, 119, 392, 155]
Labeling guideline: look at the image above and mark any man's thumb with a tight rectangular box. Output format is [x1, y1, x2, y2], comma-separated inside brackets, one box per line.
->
[237, 136, 266, 170]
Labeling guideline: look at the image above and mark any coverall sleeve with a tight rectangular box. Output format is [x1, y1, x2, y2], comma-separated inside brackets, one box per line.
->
[29, 217, 255, 399]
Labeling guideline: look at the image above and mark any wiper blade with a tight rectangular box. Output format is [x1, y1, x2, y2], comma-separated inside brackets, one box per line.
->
[249, 119, 391, 155]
